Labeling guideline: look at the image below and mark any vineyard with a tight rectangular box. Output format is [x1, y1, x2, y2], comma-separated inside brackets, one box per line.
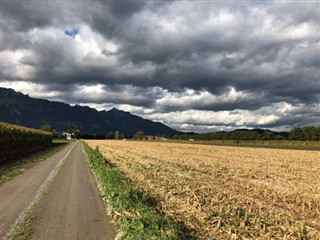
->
[85, 140, 320, 240]
[0, 122, 52, 156]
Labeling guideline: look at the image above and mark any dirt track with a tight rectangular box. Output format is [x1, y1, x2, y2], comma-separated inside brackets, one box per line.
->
[0, 142, 75, 238]
[30, 142, 115, 240]
[0, 141, 115, 239]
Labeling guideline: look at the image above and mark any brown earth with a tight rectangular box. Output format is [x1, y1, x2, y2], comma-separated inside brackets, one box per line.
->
[0, 142, 75, 238]
[29, 141, 115, 240]
[85, 140, 320, 240]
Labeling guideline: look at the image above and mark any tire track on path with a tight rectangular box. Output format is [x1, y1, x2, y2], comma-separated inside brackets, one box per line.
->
[0, 142, 75, 239]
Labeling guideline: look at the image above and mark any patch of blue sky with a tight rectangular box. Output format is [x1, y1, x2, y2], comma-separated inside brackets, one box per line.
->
[64, 28, 80, 39]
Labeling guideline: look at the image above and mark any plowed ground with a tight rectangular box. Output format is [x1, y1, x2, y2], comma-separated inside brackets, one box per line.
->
[85, 140, 320, 240]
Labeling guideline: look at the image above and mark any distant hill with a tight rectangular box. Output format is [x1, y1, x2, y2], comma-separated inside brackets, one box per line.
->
[0, 87, 178, 137]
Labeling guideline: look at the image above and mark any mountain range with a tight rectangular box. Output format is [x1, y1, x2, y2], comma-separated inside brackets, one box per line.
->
[0, 87, 178, 137]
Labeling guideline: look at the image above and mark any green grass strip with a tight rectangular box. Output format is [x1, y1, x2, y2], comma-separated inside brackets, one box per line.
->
[11, 204, 39, 240]
[83, 142, 195, 240]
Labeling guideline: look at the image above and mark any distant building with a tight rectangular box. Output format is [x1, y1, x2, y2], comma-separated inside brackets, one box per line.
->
[155, 136, 168, 141]
[62, 132, 72, 140]
[146, 135, 154, 140]
[189, 138, 195, 141]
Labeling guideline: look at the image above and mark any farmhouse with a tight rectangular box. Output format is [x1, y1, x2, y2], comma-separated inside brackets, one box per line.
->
[146, 135, 154, 140]
[62, 132, 72, 140]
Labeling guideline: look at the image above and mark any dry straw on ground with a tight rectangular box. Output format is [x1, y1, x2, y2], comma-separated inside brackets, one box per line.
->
[85, 140, 320, 240]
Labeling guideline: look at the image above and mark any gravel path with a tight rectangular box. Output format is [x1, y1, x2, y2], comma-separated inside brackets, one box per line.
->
[30, 141, 115, 240]
[0, 141, 115, 240]
[0, 142, 75, 239]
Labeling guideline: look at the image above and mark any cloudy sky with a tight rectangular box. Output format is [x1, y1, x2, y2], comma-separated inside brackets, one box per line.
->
[1, 1, 319, 132]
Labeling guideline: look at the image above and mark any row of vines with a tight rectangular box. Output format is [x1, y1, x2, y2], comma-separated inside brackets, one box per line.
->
[0, 122, 52, 155]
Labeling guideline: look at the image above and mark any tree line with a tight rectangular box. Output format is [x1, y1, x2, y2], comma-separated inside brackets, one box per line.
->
[39, 124, 320, 141]
[289, 126, 320, 141]
[172, 129, 286, 141]
[76, 130, 126, 140]
[172, 126, 320, 141]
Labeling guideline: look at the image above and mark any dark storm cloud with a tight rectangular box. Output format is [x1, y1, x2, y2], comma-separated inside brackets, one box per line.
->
[2, 2, 54, 31]
[1, 1, 319, 131]
[219, 58, 238, 69]
[108, 1, 146, 19]
[68, 85, 161, 107]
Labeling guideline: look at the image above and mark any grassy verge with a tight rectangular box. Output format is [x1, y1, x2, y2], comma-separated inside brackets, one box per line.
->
[83, 142, 195, 240]
[0, 141, 70, 184]
[52, 139, 73, 144]
[160, 139, 320, 151]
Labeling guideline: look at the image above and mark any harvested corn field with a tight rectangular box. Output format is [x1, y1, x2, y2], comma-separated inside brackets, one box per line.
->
[85, 140, 320, 240]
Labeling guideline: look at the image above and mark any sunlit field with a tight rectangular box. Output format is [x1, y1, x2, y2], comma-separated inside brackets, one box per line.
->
[85, 140, 320, 239]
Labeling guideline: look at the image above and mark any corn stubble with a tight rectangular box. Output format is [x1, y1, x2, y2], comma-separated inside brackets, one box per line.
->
[85, 140, 320, 240]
